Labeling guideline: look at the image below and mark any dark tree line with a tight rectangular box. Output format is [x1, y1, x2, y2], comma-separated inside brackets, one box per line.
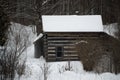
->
[41, 0, 120, 24]
[0, 5, 10, 46]
[0, 0, 120, 37]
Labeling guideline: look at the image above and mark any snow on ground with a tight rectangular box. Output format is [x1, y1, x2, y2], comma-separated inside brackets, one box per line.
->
[18, 45, 120, 80]
[19, 45, 45, 80]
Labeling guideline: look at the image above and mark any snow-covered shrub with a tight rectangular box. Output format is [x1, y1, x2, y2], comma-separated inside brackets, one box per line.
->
[16, 59, 26, 78]
[75, 36, 119, 73]
[43, 63, 51, 80]
[58, 62, 73, 74]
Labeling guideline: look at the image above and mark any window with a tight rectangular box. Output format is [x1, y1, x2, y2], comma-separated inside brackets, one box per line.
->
[56, 46, 63, 58]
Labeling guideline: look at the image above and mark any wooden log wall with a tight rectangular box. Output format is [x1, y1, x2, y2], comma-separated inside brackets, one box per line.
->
[44, 32, 105, 61]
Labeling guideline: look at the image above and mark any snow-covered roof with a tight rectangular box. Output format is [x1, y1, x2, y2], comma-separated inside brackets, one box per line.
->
[42, 15, 103, 32]
[33, 33, 43, 42]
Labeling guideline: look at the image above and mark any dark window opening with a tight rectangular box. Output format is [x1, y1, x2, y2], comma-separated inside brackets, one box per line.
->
[56, 46, 63, 58]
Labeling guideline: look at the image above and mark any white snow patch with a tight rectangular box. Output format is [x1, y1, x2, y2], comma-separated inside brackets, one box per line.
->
[100, 73, 117, 80]
[104, 23, 118, 38]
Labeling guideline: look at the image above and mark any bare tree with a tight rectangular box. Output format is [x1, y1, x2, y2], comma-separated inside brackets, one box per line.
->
[0, 24, 29, 80]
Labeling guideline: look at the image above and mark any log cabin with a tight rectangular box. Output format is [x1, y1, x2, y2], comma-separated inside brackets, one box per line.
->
[34, 15, 120, 73]
[42, 15, 105, 61]
[34, 15, 105, 61]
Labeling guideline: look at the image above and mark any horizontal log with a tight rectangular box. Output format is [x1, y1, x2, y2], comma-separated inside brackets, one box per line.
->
[62, 59, 79, 61]
[47, 34, 79, 37]
[47, 57, 79, 60]
[46, 59, 79, 62]
[46, 57, 80, 62]
[48, 47, 56, 49]
[47, 46, 77, 50]
[48, 51, 77, 54]
[47, 49, 77, 53]
[63, 57, 79, 60]
[48, 44, 75, 46]
[64, 46, 76, 49]
[63, 48, 76, 50]
[48, 42, 74, 44]
[46, 32, 102, 37]
[47, 54, 79, 57]
[48, 40, 77, 42]
[63, 54, 78, 57]
[48, 50, 55, 52]
[48, 48, 76, 51]
[47, 37, 99, 40]
[47, 38, 77, 40]
[46, 58, 56, 61]
[48, 54, 56, 56]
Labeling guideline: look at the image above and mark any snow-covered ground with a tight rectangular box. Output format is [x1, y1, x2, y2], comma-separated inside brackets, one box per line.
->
[18, 45, 120, 80]
[7, 22, 120, 80]
[17, 45, 45, 80]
